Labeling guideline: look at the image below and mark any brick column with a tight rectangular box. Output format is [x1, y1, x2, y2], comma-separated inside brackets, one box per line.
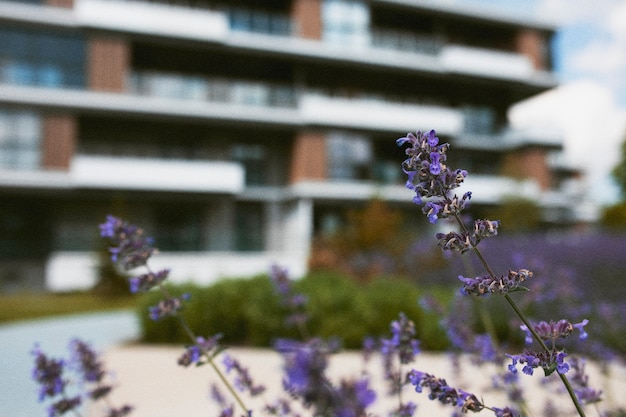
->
[290, 131, 327, 183]
[41, 114, 77, 170]
[87, 36, 130, 92]
[45, 0, 73, 8]
[292, 0, 322, 39]
[515, 29, 549, 70]
[501, 147, 552, 190]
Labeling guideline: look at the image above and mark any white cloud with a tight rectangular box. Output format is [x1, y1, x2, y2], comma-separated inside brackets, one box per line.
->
[509, 81, 626, 204]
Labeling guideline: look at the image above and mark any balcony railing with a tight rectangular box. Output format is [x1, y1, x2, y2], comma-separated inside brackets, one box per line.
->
[128, 72, 297, 108]
[440, 45, 534, 80]
[70, 155, 244, 194]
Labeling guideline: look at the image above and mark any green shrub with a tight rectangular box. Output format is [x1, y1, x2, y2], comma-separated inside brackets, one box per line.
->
[136, 272, 456, 350]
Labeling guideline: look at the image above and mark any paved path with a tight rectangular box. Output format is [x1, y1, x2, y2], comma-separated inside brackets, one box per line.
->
[0, 311, 139, 417]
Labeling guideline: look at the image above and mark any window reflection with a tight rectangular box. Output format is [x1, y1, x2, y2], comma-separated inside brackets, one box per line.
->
[0, 28, 85, 88]
[0, 109, 41, 170]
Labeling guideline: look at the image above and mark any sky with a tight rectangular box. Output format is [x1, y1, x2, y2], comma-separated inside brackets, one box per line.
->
[495, 0, 626, 205]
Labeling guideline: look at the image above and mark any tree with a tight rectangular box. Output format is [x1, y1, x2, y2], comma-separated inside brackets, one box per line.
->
[611, 137, 626, 199]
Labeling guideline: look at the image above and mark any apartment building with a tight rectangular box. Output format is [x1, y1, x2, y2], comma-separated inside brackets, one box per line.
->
[0, 0, 588, 291]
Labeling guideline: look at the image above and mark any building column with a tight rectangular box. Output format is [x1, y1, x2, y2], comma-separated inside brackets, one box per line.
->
[289, 131, 327, 183]
[45, 0, 73, 8]
[291, 0, 322, 39]
[41, 114, 77, 170]
[501, 147, 552, 190]
[87, 36, 130, 92]
[515, 29, 549, 70]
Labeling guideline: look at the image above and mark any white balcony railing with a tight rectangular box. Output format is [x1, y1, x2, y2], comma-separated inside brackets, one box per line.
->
[299, 94, 464, 135]
[70, 155, 244, 194]
[74, 0, 229, 40]
[440, 45, 534, 80]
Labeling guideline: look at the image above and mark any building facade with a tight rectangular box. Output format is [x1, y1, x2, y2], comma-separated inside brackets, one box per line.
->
[0, 0, 588, 291]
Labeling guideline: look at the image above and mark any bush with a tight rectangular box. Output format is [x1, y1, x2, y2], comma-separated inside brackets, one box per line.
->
[137, 271, 454, 350]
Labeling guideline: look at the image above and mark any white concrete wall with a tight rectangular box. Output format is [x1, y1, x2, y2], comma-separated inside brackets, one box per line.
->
[46, 251, 308, 292]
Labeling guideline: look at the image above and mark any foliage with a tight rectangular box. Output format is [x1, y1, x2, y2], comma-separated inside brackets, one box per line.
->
[309, 199, 413, 282]
[484, 197, 542, 232]
[0, 291, 135, 324]
[600, 201, 626, 228]
[611, 138, 626, 199]
[136, 272, 452, 350]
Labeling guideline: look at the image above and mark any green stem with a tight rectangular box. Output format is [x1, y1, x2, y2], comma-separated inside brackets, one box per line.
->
[452, 213, 586, 417]
[157, 283, 250, 416]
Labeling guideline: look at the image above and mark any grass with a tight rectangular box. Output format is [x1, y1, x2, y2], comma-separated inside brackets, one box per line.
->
[0, 291, 136, 324]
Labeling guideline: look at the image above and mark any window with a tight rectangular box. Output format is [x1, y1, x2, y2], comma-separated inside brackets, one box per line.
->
[232, 144, 267, 185]
[0, 28, 85, 88]
[154, 207, 204, 251]
[322, 0, 370, 48]
[228, 7, 292, 36]
[0, 109, 41, 170]
[327, 132, 372, 180]
[235, 202, 264, 251]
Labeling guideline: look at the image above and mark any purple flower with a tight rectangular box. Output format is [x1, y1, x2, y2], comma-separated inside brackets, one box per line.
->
[506, 349, 570, 377]
[573, 319, 589, 340]
[178, 334, 222, 367]
[148, 293, 190, 321]
[458, 269, 533, 296]
[429, 152, 441, 175]
[69, 339, 105, 384]
[222, 353, 265, 396]
[31, 345, 67, 402]
[407, 370, 485, 412]
[269, 265, 309, 330]
[129, 269, 170, 293]
[397, 130, 467, 219]
[392, 401, 417, 417]
[382, 313, 421, 365]
[522, 319, 590, 344]
[99, 215, 156, 270]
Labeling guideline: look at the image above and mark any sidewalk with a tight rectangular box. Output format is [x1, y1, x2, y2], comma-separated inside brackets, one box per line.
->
[0, 311, 138, 417]
[95, 344, 626, 417]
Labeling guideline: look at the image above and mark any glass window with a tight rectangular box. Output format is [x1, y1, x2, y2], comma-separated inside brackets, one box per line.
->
[235, 202, 264, 252]
[0, 109, 41, 170]
[154, 207, 203, 251]
[322, 0, 370, 48]
[0, 28, 85, 88]
[232, 143, 267, 185]
[327, 132, 372, 180]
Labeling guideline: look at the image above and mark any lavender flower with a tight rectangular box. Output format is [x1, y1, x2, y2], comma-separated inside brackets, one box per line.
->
[391, 401, 417, 417]
[520, 319, 589, 344]
[458, 269, 533, 296]
[148, 293, 190, 321]
[507, 349, 570, 376]
[382, 312, 421, 365]
[222, 353, 266, 396]
[99, 215, 156, 270]
[31, 345, 68, 402]
[397, 130, 469, 211]
[407, 370, 484, 413]
[379, 313, 420, 396]
[129, 269, 170, 293]
[269, 265, 309, 331]
[568, 357, 603, 405]
[33, 340, 132, 417]
[178, 334, 223, 367]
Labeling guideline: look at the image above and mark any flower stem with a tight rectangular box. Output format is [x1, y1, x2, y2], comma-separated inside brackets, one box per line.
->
[452, 213, 587, 417]
[158, 284, 250, 416]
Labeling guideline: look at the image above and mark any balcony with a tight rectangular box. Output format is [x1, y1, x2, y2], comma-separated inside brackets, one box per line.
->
[74, 0, 229, 41]
[440, 45, 534, 81]
[299, 94, 464, 135]
[70, 155, 244, 194]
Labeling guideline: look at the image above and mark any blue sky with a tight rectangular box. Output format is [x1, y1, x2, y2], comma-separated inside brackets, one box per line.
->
[482, 0, 626, 204]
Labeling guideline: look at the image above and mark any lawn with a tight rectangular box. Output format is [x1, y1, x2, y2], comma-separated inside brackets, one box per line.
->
[0, 291, 136, 324]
